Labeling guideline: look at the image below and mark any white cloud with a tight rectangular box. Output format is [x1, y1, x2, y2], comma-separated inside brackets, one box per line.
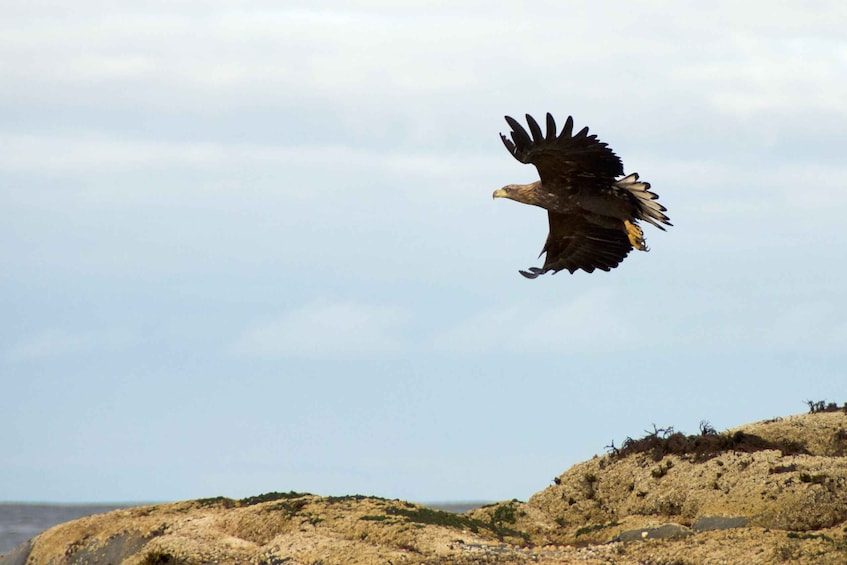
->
[0, 7, 513, 111]
[684, 35, 847, 117]
[4, 328, 132, 360]
[229, 300, 409, 357]
[5, 1, 844, 120]
[428, 284, 847, 356]
[0, 132, 498, 181]
[430, 287, 635, 354]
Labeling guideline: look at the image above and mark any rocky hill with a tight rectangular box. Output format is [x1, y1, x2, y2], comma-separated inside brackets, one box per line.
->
[3, 409, 847, 564]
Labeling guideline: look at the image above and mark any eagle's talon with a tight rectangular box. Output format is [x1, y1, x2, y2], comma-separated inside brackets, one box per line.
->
[624, 220, 648, 251]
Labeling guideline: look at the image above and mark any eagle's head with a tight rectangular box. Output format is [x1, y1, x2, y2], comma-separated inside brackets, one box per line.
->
[493, 182, 544, 207]
[492, 185, 516, 200]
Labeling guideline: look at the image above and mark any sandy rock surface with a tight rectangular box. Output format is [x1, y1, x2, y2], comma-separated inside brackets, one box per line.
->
[3, 411, 847, 564]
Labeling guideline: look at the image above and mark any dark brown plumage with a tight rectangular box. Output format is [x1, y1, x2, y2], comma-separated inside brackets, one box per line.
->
[493, 113, 671, 278]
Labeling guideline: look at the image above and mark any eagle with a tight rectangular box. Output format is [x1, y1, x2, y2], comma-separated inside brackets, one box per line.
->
[493, 113, 671, 278]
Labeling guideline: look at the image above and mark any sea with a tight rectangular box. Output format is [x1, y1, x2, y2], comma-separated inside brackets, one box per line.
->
[0, 504, 136, 556]
[0, 501, 484, 556]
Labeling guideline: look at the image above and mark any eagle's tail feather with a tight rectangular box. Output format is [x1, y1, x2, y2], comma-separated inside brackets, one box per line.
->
[616, 173, 672, 230]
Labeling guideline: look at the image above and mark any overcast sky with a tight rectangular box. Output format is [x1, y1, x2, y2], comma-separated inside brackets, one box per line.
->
[2, 1, 846, 504]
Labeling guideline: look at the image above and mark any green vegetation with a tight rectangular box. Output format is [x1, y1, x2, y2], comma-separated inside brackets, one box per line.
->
[324, 494, 379, 504]
[798, 472, 829, 484]
[240, 491, 310, 506]
[491, 503, 516, 524]
[360, 514, 390, 522]
[266, 498, 309, 517]
[385, 505, 482, 532]
[358, 501, 531, 545]
[194, 496, 236, 509]
[575, 521, 620, 537]
[192, 492, 312, 510]
[788, 532, 833, 541]
[359, 505, 485, 532]
[140, 552, 188, 565]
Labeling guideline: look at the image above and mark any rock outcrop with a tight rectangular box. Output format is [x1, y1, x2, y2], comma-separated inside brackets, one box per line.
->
[4, 410, 847, 564]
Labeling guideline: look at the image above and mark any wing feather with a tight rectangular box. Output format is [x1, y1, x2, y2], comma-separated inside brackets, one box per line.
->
[525, 113, 544, 142]
[531, 212, 632, 275]
[561, 115, 574, 137]
[545, 113, 557, 141]
[504, 115, 532, 148]
[501, 113, 624, 188]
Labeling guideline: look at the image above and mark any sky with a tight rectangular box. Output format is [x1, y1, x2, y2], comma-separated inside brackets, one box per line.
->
[2, 1, 846, 504]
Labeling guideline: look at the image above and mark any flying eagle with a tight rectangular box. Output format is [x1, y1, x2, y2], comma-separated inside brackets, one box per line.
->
[494, 113, 671, 278]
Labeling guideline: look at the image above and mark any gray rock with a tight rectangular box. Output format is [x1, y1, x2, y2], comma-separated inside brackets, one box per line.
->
[0, 540, 32, 565]
[614, 523, 692, 542]
[692, 516, 750, 532]
[65, 531, 153, 565]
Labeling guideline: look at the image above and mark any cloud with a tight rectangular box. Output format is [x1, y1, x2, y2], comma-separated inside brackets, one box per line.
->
[683, 35, 847, 118]
[4, 328, 132, 361]
[0, 6, 515, 112]
[6, 1, 843, 123]
[430, 287, 636, 354]
[229, 300, 409, 358]
[0, 131, 499, 185]
[428, 283, 847, 356]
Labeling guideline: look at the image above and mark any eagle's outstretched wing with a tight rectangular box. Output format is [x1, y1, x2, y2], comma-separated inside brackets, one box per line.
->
[500, 113, 623, 188]
[520, 212, 633, 278]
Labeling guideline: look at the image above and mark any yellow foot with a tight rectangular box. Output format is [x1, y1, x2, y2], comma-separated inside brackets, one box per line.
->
[625, 220, 649, 251]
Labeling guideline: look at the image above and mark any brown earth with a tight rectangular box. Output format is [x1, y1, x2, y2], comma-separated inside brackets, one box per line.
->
[3, 410, 847, 564]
